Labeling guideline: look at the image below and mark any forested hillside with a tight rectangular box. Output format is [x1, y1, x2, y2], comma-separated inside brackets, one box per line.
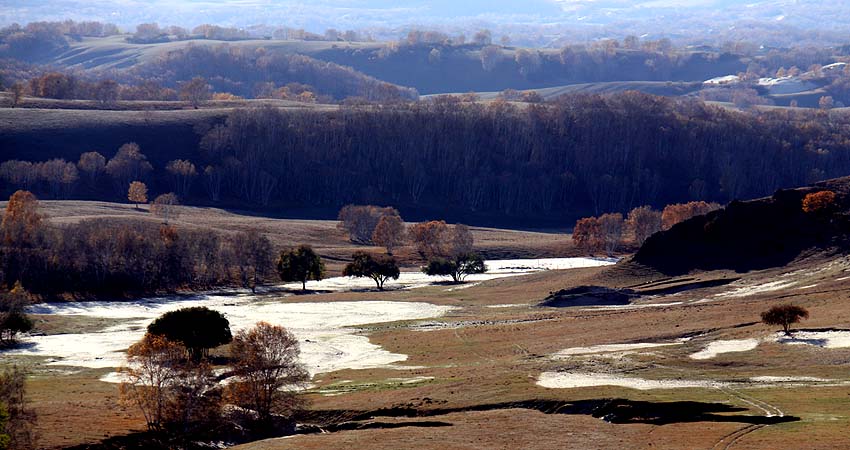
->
[3, 93, 849, 223]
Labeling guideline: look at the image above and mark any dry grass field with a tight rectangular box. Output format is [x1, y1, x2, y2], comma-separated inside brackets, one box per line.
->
[5, 201, 850, 449]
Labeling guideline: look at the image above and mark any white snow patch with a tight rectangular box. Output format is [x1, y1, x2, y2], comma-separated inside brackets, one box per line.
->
[689, 339, 761, 360]
[537, 372, 726, 390]
[552, 340, 687, 359]
[7, 296, 455, 378]
[775, 331, 850, 349]
[704, 75, 740, 85]
[485, 304, 525, 309]
[287, 257, 616, 291]
[715, 280, 797, 298]
[444, 283, 480, 292]
[583, 301, 683, 311]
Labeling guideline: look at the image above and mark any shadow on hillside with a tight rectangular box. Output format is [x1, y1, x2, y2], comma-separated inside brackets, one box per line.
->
[300, 398, 800, 427]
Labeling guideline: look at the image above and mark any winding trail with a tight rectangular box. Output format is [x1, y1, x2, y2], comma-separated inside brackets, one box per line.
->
[711, 387, 784, 449]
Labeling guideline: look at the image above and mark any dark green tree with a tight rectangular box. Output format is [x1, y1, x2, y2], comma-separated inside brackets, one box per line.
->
[422, 253, 486, 283]
[147, 307, 232, 361]
[761, 304, 809, 336]
[342, 252, 400, 290]
[276, 245, 325, 290]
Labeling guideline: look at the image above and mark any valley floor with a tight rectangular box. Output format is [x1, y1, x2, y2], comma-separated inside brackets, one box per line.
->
[3, 202, 850, 449]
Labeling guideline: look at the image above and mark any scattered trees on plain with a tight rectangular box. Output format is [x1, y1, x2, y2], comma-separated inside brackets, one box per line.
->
[276, 245, 325, 290]
[761, 304, 809, 335]
[343, 251, 400, 290]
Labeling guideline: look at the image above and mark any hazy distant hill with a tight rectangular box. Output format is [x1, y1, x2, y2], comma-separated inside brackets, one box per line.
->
[4, 0, 850, 45]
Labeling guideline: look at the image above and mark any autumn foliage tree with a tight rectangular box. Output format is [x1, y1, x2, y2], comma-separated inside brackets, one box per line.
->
[128, 181, 148, 209]
[227, 322, 309, 428]
[120, 334, 186, 431]
[661, 201, 721, 230]
[105, 143, 153, 191]
[761, 304, 809, 335]
[802, 190, 837, 214]
[372, 215, 406, 254]
[572, 217, 602, 254]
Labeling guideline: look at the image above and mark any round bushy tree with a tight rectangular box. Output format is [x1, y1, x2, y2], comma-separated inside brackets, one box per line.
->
[342, 252, 400, 290]
[147, 307, 232, 360]
[277, 245, 325, 290]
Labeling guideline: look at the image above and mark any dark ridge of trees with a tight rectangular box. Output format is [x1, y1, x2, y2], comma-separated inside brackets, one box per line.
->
[185, 94, 849, 216]
[0, 21, 120, 61]
[3, 93, 850, 222]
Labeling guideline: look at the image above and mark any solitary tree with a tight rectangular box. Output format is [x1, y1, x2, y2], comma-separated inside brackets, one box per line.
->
[128, 181, 148, 209]
[9, 83, 25, 108]
[0, 283, 33, 344]
[342, 252, 400, 290]
[372, 215, 406, 254]
[1, 191, 42, 248]
[180, 77, 211, 109]
[147, 307, 232, 361]
[277, 245, 325, 290]
[151, 193, 180, 224]
[120, 334, 186, 431]
[422, 253, 486, 283]
[227, 322, 309, 427]
[761, 304, 809, 336]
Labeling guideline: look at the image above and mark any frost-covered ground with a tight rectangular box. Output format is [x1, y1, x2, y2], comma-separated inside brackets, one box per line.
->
[11, 297, 454, 379]
[3, 257, 614, 380]
[281, 257, 616, 292]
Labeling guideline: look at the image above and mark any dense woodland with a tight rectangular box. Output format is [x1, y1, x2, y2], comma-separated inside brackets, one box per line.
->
[4, 93, 849, 221]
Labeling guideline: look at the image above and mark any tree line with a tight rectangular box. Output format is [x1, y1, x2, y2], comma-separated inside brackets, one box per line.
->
[572, 201, 721, 255]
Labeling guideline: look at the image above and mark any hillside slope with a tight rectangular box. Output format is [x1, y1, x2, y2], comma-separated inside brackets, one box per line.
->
[632, 177, 850, 275]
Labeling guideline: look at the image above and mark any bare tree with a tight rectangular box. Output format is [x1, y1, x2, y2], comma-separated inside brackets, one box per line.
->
[180, 77, 211, 109]
[151, 193, 180, 224]
[626, 206, 662, 245]
[77, 151, 106, 188]
[165, 159, 198, 198]
[598, 213, 624, 256]
[105, 143, 153, 192]
[227, 322, 309, 427]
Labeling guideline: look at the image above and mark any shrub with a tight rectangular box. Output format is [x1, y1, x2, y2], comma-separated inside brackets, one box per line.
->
[802, 190, 837, 214]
